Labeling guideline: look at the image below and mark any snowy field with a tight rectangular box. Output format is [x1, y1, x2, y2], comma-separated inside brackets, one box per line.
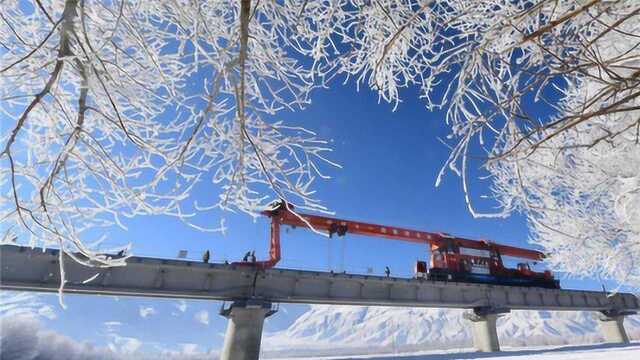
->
[262, 305, 640, 357]
[274, 342, 640, 360]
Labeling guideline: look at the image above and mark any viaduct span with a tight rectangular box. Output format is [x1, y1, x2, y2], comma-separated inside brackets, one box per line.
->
[1, 245, 638, 359]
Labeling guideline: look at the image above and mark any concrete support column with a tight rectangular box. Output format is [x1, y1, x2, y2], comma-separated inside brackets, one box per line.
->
[463, 307, 509, 352]
[220, 300, 277, 360]
[598, 310, 635, 344]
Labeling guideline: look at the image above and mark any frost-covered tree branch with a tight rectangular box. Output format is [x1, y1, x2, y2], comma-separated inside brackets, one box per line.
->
[316, 0, 640, 287]
[0, 0, 336, 291]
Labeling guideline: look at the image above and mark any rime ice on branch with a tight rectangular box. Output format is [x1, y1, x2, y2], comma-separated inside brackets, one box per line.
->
[308, 0, 640, 288]
[0, 0, 336, 283]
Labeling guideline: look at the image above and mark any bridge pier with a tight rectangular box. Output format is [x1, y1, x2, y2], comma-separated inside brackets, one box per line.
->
[598, 310, 636, 344]
[219, 300, 277, 360]
[463, 307, 509, 352]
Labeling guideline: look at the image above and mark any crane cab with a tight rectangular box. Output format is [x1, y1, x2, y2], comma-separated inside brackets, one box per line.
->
[425, 241, 494, 279]
[517, 262, 532, 274]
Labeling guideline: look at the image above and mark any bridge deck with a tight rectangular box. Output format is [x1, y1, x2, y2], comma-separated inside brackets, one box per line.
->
[1, 245, 638, 312]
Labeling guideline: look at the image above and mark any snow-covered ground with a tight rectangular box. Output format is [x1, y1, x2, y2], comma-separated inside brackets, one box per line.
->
[262, 305, 640, 358]
[274, 342, 640, 360]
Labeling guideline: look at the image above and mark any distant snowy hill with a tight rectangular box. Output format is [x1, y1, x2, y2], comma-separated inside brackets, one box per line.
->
[263, 305, 640, 357]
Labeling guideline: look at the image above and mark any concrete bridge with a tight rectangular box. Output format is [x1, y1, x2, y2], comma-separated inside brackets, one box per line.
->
[1, 244, 638, 359]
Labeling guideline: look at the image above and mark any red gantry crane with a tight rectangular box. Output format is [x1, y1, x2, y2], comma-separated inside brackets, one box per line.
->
[235, 201, 559, 289]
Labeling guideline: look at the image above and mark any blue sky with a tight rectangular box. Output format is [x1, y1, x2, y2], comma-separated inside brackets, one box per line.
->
[3, 78, 626, 354]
